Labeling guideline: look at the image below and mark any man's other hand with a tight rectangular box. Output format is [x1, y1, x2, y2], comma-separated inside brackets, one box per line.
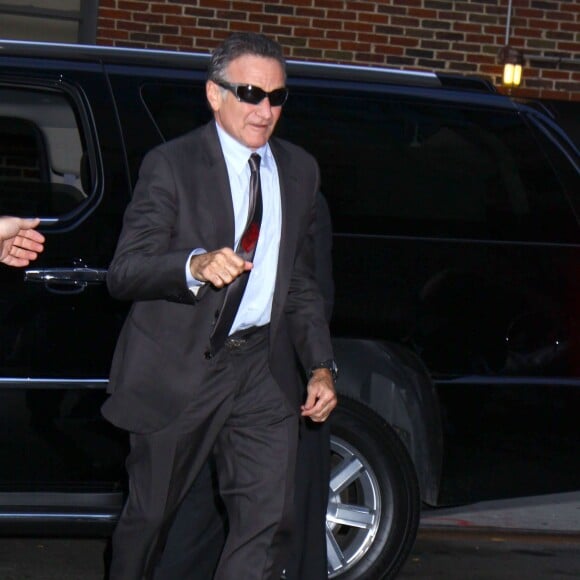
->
[301, 368, 338, 422]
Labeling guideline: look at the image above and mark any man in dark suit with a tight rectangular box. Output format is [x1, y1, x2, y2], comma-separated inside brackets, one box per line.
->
[154, 192, 334, 580]
[102, 33, 337, 580]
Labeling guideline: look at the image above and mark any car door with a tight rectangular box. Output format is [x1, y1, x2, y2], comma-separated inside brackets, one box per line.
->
[104, 61, 211, 185]
[0, 55, 130, 496]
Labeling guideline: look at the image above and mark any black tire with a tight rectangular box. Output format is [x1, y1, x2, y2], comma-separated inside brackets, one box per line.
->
[327, 396, 420, 579]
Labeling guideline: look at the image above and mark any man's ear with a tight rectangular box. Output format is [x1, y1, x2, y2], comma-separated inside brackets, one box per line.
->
[206, 80, 222, 112]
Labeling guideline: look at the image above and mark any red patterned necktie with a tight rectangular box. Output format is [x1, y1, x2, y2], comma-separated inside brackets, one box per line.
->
[209, 153, 263, 354]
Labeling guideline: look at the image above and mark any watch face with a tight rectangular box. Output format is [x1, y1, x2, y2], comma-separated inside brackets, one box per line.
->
[330, 361, 338, 381]
[312, 359, 338, 381]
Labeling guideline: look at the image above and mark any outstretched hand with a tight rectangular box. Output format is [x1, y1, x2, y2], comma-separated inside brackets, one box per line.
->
[0, 217, 45, 267]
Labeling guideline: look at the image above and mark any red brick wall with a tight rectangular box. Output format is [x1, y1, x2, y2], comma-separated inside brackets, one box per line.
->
[97, 0, 580, 102]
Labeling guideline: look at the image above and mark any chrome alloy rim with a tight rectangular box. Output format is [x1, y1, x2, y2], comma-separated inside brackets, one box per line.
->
[326, 436, 388, 577]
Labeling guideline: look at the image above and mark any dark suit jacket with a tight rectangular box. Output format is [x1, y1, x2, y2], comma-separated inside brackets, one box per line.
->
[102, 121, 333, 434]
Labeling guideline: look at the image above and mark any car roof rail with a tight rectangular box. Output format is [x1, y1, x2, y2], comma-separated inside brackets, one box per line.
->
[0, 39, 498, 94]
[286, 59, 442, 88]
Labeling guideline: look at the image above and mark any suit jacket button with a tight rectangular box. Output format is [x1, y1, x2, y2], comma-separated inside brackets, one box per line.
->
[204, 350, 213, 360]
[214, 310, 220, 319]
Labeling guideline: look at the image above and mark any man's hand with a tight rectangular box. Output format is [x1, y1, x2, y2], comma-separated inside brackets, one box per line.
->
[189, 247, 252, 288]
[301, 368, 338, 422]
[0, 217, 45, 267]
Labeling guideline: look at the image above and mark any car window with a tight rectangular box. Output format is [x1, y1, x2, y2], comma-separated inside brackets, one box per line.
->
[0, 86, 91, 218]
[278, 88, 579, 244]
[139, 81, 578, 244]
[141, 83, 211, 142]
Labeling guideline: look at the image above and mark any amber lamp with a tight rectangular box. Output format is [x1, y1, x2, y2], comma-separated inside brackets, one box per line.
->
[498, 46, 524, 89]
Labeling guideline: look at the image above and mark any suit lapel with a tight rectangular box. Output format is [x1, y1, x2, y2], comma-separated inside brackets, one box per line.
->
[201, 122, 235, 248]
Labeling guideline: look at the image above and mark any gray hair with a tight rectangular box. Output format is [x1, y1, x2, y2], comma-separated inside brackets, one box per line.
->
[208, 32, 287, 83]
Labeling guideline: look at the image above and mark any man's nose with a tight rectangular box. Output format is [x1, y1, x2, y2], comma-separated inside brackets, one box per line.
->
[255, 97, 274, 117]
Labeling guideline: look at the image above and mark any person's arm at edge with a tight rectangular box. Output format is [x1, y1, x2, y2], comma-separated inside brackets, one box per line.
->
[0, 216, 45, 267]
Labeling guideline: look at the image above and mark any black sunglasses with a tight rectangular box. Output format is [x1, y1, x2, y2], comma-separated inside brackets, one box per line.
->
[216, 81, 289, 107]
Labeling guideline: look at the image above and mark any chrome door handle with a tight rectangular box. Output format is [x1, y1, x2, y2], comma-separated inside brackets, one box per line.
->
[24, 267, 107, 294]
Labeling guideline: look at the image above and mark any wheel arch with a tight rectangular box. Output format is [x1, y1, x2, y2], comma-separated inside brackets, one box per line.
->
[332, 337, 443, 506]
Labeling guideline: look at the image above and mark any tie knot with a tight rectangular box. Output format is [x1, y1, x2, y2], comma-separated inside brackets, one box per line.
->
[249, 153, 261, 174]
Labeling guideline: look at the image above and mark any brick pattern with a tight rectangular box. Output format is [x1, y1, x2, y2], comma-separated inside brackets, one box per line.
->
[97, 0, 580, 101]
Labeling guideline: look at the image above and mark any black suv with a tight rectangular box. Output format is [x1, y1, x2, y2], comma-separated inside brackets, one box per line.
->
[0, 40, 578, 580]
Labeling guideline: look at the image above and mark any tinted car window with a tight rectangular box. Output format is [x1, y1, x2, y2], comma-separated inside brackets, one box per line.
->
[279, 89, 578, 244]
[0, 86, 91, 218]
[140, 82, 578, 246]
[141, 83, 211, 141]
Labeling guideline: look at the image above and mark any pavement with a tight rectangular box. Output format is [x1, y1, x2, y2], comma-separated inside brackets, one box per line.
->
[420, 490, 580, 534]
[0, 493, 578, 579]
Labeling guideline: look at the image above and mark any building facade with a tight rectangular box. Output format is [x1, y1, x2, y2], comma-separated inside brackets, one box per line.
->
[0, 1, 577, 102]
[95, 0, 579, 102]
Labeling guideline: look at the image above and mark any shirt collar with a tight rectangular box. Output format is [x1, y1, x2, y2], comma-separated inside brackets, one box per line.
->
[215, 121, 271, 176]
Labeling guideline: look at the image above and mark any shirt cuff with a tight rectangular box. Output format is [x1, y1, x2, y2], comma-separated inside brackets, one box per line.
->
[186, 248, 207, 295]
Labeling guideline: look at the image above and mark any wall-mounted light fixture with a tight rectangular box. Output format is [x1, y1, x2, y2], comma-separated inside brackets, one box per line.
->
[498, 0, 524, 91]
[498, 45, 524, 89]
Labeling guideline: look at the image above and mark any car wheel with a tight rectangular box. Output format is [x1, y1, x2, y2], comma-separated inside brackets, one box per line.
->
[327, 397, 420, 579]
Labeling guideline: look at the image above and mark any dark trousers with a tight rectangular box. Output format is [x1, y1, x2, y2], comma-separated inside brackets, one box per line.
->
[154, 419, 330, 580]
[108, 329, 298, 580]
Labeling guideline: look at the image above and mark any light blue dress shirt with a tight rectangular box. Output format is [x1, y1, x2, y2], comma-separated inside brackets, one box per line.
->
[186, 122, 282, 334]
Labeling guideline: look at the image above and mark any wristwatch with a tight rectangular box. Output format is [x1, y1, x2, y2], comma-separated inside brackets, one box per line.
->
[310, 359, 339, 382]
